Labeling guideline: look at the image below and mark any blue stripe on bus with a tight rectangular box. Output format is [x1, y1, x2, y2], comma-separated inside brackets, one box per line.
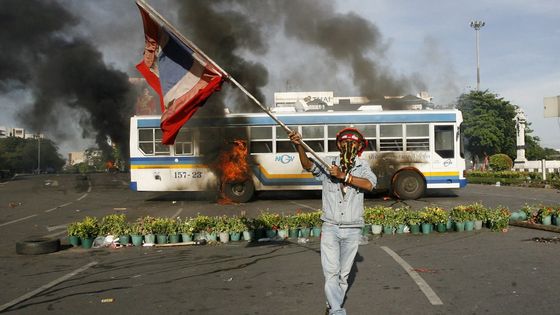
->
[425, 178, 460, 184]
[130, 157, 201, 164]
[137, 113, 457, 128]
[130, 181, 137, 191]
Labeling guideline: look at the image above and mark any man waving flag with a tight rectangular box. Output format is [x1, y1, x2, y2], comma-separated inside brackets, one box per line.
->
[135, 2, 225, 145]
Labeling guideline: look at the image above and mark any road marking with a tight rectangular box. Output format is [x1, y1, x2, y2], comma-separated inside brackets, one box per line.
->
[0, 215, 38, 227]
[289, 200, 316, 210]
[87, 181, 92, 193]
[381, 246, 443, 305]
[0, 261, 98, 312]
[76, 193, 88, 201]
[44, 230, 68, 238]
[46, 224, 67, 232]
[45, 202, 73, 213]
[171, 208, 184, 218]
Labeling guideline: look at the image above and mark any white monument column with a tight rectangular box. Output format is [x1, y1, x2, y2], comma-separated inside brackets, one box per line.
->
[513, 108, 527, 163]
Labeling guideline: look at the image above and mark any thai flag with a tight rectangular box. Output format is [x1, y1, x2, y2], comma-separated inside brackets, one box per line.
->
[136, 3, 225, 145]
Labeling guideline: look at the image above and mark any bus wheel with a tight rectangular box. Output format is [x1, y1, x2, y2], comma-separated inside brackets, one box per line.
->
[223, 180, 254, 203]
[393, 170, 425, 200]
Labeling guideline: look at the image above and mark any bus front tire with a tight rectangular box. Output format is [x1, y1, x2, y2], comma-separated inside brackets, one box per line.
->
[393, 170, 425, 200]
[223, 180, 255, 203]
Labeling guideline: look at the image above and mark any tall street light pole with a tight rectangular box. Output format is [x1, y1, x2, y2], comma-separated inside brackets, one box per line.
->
[36, 133, 41, 174]
[470, 20, 485, 91]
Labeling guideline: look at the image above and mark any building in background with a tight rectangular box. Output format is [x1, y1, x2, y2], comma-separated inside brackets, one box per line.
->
[272, 91, 433, 112]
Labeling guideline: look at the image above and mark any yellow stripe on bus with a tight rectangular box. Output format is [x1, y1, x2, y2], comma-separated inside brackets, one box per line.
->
[258, 165, 314, 179]
[423, 171, 460, 177]
[130, 164, 207, 169]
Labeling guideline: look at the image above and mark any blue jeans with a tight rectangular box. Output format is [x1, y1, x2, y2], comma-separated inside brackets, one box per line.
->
[321, 222, 361, 315]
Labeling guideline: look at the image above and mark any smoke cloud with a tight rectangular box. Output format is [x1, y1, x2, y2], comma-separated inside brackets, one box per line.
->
[0, 0, 135, 160]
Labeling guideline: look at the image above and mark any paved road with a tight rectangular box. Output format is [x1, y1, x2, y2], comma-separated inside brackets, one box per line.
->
[0, 174, 559, 314]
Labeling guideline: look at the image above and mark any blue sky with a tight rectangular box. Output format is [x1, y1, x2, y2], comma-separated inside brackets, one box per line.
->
[340, 0, 560, 148]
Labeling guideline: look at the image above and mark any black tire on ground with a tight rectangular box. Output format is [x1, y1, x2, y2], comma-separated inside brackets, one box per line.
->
[16, 238, 61, 255]
[393, 170, 425, 200]
[223, 180, 255, 203]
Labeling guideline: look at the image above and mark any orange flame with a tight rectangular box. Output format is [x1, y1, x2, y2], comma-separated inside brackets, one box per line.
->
[216, 140, 250, 204]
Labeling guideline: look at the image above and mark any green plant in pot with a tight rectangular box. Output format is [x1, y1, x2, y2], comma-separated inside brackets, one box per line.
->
[130, 222, 144, 246]
[295, 211, 313, 237]
[309, 210, 322, 237]
[381, 207, 397, 234]
[258, 211, 281, 238]
[538, 205, 555, 225]
[405, 209, 422, 234]
[67, 222, 81, 247]
[487, 206, 510, 232]
[179, 217, 195, 242]
[228, 216, 246, 241]
[152, 217, 172, 244]
[99, 214, 127, 236]
[167, 218, 181, 243]
[425, 206, 448, 232]
[135, 216, 156, 244]
[77, 216, 99, 248]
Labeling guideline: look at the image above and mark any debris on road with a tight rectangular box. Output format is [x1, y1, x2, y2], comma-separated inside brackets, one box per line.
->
[101, 298, 114, 303]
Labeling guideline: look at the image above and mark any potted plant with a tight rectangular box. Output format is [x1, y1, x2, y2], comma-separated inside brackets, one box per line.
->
[418, 208, 433, 234]
[167, 218, 181, 243]
[276, 215, 290, 239]
[258, 211, 281, 238]
[450, 205, 469, 232]
[405, 209, 421, 235]
[539, 205, 555, 225]
[179, 217, 195, 242]
[136, 216, 156, 244]
[67, 222, 81, 247]
[425, 206, 448, 232]
[394, 207, 408, 234]
[309, 210, 322, 237]
[77, 216, 99, 249]
[191, 214, 211, 240]
[469, 202, 487, 230]
[487, 206, 510, 232]
[240, 216, 255, 242]
[99, 214, 127, 237]
[228, 216, 246, 241]
[381, 207, 397, 235]
[295, 212, 312, 238]
[152, 217, 171, 244]
[118, 221, 132, 245]
[285, 215, 299, 239]
[130, 222, 144, 246]
[365, 206, 385, 235]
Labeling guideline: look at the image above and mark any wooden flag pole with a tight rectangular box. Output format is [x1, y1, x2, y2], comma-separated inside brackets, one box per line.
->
[136, 0, 330, 169]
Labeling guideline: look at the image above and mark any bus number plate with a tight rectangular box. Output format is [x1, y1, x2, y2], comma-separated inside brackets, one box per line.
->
[174, 171, 202, 179]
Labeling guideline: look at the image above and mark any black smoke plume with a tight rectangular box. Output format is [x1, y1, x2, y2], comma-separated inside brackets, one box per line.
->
[0, 0, 135, 161]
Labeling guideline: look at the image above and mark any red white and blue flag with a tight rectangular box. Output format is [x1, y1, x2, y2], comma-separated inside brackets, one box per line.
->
[136, 3, 225, 144]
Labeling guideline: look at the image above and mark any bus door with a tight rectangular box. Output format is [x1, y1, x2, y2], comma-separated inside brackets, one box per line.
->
[431, 124, 457, 187]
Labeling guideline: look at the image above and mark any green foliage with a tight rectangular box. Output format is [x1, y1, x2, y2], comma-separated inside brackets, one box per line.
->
[0, 137, 65, 173]
[364, 206, 387, 225]
[489, 154, 513, 171]
[135, 216, 156, 235]
[178, 217, 196, 234]
[228, 216, 246, 233]
[67, 222, 80, 237]
[456, 90, 517, 158]
[215, 215, 230, 233]
[99, 214, 127, 236]
[486, 206, 510, 231]
[258, 211, 281, 229]
[76, 216, 99, 239]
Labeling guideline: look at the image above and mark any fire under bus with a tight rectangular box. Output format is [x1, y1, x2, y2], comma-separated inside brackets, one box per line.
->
[129, 109, 467, 202]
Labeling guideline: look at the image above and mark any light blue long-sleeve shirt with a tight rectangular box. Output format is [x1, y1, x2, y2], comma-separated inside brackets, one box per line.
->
[309, 156, 377, 227]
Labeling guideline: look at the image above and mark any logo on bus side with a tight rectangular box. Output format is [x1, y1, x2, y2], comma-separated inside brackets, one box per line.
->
[275, 154, 295, 164]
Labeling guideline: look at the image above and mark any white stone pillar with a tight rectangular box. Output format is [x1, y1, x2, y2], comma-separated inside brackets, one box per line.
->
[513, 109, 527, 163]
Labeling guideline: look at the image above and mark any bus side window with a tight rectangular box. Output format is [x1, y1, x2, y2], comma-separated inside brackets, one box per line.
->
[174, 129, 193, 155]
[250, 126, 273, 154]
[379, 124, 403, 151]
[154, 129, 170, 155]
[301, 125, 325, 153]
[139, 128, 154, 155]
[434, 125, 454, 158]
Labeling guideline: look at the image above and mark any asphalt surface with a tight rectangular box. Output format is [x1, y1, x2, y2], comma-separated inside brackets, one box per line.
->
[1, 173, 560, 314]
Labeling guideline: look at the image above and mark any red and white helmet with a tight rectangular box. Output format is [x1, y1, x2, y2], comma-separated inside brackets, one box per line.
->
[335, 127, 368, 156]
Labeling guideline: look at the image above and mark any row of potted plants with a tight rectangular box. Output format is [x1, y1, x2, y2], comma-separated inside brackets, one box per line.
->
[67, 210, 324, 249]
[363, 203, 512, 235]
[513, 204, 560, 226]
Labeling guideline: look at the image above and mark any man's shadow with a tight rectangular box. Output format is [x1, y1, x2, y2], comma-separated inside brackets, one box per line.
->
[344, 252, 364, 306]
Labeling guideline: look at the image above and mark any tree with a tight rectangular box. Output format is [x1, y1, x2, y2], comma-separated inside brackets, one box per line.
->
[0, 137, 65, 173]
[457, 90, 517, 160]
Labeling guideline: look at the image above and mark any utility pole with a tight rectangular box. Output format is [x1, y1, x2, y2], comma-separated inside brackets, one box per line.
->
[36, 133, 41, 174]
[470, 20, 485, 91]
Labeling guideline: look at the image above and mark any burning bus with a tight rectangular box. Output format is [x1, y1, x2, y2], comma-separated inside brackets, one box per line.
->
[129, 108, 467, 202]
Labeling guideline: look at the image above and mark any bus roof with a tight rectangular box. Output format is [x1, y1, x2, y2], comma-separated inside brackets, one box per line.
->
[133, 109, 462, 128]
